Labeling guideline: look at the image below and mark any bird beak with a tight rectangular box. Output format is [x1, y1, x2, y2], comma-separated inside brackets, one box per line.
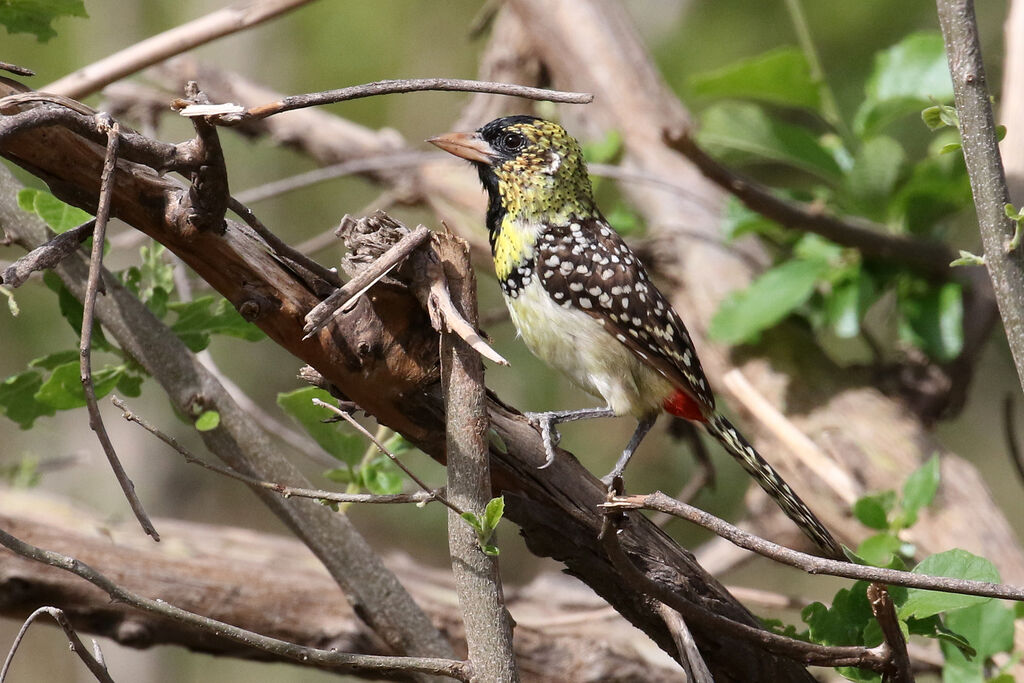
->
[427, 131, 497, 165]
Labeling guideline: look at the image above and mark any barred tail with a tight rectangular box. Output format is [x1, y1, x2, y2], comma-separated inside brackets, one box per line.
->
[705, 414, 844, 560]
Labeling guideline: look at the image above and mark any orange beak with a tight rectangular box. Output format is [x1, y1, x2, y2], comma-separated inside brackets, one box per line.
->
[427, 131, 497, 165]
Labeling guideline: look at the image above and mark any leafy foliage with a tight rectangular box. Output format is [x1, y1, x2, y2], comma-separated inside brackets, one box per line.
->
[0, 191, 265, 434]
[696, 32, 972, 362]
[799, 458, 1018, 681]
[461, 496, 505, 556]
[0, 0, 87, 42]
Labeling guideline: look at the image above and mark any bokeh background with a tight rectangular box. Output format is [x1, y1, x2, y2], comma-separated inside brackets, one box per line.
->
[0, 1, 1018, 681]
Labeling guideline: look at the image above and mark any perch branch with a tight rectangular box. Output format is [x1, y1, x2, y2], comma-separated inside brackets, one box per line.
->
[1, 607, 112, 683]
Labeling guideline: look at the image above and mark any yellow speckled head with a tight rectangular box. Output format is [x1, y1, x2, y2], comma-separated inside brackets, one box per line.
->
[429, 116, 597, 233]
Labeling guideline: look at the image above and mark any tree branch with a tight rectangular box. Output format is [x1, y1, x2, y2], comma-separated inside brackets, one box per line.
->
[1, 607, 112, 683]
[936, 0, 1024, 393]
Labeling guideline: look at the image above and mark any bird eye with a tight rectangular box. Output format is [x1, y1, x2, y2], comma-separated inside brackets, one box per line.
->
[502, 132, 525, 151]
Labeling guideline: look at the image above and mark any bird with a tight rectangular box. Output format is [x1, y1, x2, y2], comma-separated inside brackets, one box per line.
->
[429, 115, 843, 559]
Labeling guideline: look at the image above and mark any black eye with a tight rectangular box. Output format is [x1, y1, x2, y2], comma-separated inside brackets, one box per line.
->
[502, 132, 525, 151]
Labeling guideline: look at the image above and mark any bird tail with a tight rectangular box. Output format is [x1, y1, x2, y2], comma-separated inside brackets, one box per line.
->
[705, 414, 844, 560]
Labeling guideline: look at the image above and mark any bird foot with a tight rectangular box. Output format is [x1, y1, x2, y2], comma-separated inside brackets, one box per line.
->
[524, 411, 562, 468]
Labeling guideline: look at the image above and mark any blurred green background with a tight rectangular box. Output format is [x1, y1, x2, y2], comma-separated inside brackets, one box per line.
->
[0, 1, 1018, 681]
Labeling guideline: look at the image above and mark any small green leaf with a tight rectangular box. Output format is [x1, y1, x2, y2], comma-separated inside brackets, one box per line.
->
[689, 47, 821, 111]
[323, 466, 355, 484]
[28, 350, 80, 371]
[34, 362, 123, 410]
[950, 250, 985, 267]
[383, 432, 416, 455]
[0, 0, 88, 41]
[460, 511, 483, 532]
[900, 550, 1000, 620]
[855, 32, 953, 135]
[169, 296, 265, 351]
[921, 103, 958, 131]
[802, 582, 874, 646]
[17, 188, 92, 231]
[483, 496, 505, 531]
[825, 272, 877, 339]
[898, 280, 963, 361]
[842, 136, 906, 218]
[276, 387, 365, 465]
[1, 286, 17, 317]
[900, 455, 940, 526]
[361, 456, 403, 495]
[698, 102, 841, 182]
[194, 410, 220, 431]
[856, 533, 902, 566]
[481, 544, 500, 557]
[710, 258, 829, 344]
[42, 272, 112, 350]
[116, 372, 143, 398]
[852, 494, 892, 530]
[0, 370, 55, 429]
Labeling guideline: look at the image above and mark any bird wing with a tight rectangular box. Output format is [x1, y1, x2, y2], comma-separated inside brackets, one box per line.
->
[534, 217, 715, 410]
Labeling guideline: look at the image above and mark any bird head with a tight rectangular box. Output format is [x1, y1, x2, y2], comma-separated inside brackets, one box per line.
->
[429, 116, 596, 230]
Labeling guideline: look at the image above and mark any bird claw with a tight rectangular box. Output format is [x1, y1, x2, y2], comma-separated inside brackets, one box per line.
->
[525, 411, 561, 468]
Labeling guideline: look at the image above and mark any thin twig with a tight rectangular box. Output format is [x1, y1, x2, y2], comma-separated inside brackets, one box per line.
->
[606, 492, 1024, 602]
[666, 130, 956, 276]
[43, 0, 317, 99]
[311, 398, 464, 516]
[234, 151, 442, 205]
[111, 395, 444, 507]
[867, 583, 913, 683]
[598, 511, 888, 672]
[227, 196, 341, 288]
[937, 0, 1024, 393]
[1, 219, 95, 288]
[0, 528, 472, 681]
[181, 78, 592, 123]
[79, 117, 158, 541]
[1006, 393, 1024, 484]
[1, 606, 113, 683]
[303, 225, 432, 339]
[655, 604, 712, 683]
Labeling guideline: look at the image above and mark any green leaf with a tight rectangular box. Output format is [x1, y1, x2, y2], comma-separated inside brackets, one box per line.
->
[900, 550, 1000, 620]
[33, 362, 124, 410]
[856, 533, 902, 566]
[28, 349, 80, 371]
[484, 496, 505, 531]
[802, 581, 874, 646]
[709, 258, 829, 344]
[168, 296, 264, 351]
[852, 494, 892, 530]
[276, 387, 365, 465]
[42, 272, 112, 351]
[697, 102, 841, 182]
[383, 432, 415, 455]
[842, 136, 906, 218]
[950, 250, 985, 267]
[17, 188, 92, 231]
[690, 47, 821, 111]
[116, 372, 143, 398]
[921, 103, 958, 131]
[460, 511, 483, 533]
[900, 455, 940, 526]
[721, 196, 791, 242]
[825, 272, 877, 339]
[121, 243, 174, 317]
[0, 370, 55, 429]
[194, 410, 220, 431]
[940, 601, 1016, 683]
[361, 456, 403, 495]
[855, 32, 953, 135]
[0, 0, 88, 41]
[898, 280, 963, 361]
[323, 466, 355, 485]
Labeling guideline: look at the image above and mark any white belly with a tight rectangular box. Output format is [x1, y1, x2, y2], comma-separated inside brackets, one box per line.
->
[506, 280, 672, 417]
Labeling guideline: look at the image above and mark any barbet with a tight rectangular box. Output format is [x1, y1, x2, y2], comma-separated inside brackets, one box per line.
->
[430, 116, 841, 558]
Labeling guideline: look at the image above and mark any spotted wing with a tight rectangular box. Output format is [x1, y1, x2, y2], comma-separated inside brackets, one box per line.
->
[534, 217, 715, 409]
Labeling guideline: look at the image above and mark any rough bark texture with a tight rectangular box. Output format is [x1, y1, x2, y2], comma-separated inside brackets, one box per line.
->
[0, 490, 683, 682]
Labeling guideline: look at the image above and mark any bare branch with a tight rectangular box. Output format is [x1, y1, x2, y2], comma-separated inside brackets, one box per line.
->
[0, 527, 472, 681]
[183, 78, 593, 124]
[655, 604, 712, 683]
[665, 129, 956, 276]
[606, 492, 1024, 602]
[1, 607, 113, 683]
[112, 395, 443, 507]
[937, 0, 1024, 392]
[867, 584, 913, 683]
[438, 234, 519, 681]
[79, 117, 158, 541]
[0, 219, 94, 288]
[43, 0, 318, 99]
